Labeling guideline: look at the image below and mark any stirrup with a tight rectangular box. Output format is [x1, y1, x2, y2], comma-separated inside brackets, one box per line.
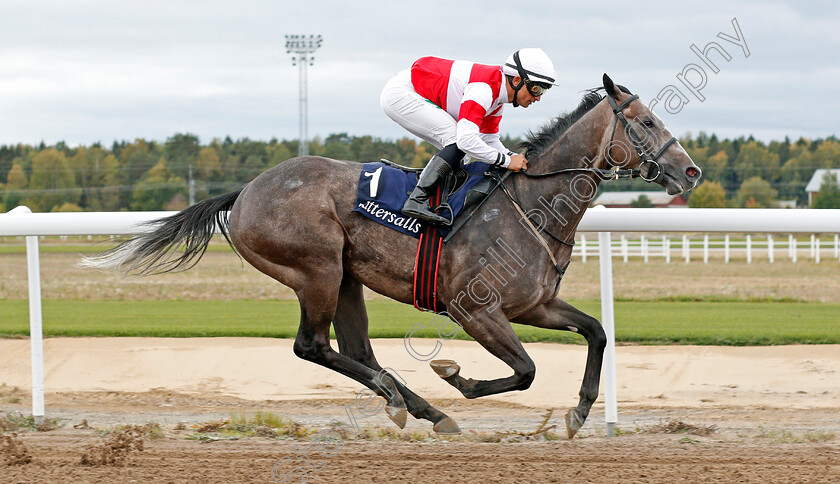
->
[403, 203, 451, 226]
[434, 202, 455, 227]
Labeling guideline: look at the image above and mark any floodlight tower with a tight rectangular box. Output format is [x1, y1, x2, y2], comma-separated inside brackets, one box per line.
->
[285, 34, 322, 157]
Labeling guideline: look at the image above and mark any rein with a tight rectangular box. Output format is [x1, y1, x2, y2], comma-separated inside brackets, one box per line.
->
[520, 164, 640, 181]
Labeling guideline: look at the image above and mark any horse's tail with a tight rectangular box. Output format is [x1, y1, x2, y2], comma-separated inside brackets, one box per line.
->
[79, 188, 244, 275]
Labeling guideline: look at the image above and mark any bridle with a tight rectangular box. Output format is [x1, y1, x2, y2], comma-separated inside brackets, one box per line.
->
[494, 92, 678, 276]
[605, 94, 677, 184]
[519, 93, 677, 183]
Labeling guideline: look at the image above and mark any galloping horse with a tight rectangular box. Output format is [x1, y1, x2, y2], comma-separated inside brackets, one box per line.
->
[82, 75, 701, 438]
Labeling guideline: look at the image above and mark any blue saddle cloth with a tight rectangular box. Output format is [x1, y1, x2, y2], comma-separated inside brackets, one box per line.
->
[353, 161, 492, 238]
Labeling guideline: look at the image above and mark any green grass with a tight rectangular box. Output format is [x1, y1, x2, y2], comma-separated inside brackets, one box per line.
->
[1, 299, 838, 345]
[0, 412, 64, 432]
[228, 411, 293, 430]
[186, 412, 310, 440]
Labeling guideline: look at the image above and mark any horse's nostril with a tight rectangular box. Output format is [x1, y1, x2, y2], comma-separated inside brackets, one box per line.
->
[686, 167, 700, 179]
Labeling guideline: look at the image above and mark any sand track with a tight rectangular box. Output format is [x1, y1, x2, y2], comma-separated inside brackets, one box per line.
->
[2, 427, 839, 483]
[2, 338, 839, 482]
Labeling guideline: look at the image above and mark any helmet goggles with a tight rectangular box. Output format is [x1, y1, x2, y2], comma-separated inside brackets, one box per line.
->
[525, 80, 551, 97]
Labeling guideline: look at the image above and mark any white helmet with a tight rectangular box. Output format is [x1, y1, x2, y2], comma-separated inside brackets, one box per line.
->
[503, 48, 557, 86]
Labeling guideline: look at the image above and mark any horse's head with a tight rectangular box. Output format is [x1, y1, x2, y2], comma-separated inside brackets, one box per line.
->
[600, 73, 701, 195]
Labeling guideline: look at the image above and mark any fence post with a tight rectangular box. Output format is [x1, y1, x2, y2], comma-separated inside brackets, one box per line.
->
[581, 235, 587, 263]
[746, 234, 752, 264]
[791, 235, 797, 263]
[621, 235, 628, 263]
[816, 238, 821, 263]
[7, 206, 45, 423]
[767, 235, 774, 263]
[724, 234, 730, 264]
[597, 230, 617, 437]
[683, 235, 690, 263]
[788, 234, 793, 260]
[810, 234, 816, 260]
[703, 234, 709, 264]
[665, 237, 671, 264]
[642, 235, 648, 263]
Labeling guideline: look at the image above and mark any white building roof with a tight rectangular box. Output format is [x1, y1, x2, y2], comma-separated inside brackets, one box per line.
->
[805, 169, 840, 193]
[592, 191, 677, 206]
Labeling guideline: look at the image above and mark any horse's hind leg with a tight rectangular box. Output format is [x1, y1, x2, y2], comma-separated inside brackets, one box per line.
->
[288, 266, 410, 429]
[513, 298, 607, 438]
[332, 274, 460, 434]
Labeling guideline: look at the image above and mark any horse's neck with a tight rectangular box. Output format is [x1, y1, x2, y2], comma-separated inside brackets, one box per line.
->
[519, 103, 608, 237]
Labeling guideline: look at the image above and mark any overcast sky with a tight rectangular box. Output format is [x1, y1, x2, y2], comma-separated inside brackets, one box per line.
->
[1, 0, 838, 147]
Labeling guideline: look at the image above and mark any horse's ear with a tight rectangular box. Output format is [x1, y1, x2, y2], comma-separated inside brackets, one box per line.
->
[603, 73, 620, 99]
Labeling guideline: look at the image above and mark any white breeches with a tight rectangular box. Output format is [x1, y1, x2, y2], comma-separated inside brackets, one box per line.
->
[379, 69, 457, 151]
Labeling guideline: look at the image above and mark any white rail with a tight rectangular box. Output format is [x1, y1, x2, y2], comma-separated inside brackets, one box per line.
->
[573, 233, 839, 264]
[0, 210, 173, 236]
[2, 207, 840, 434]
[577, 207, 840, 233]
[3, 207, 840, 237]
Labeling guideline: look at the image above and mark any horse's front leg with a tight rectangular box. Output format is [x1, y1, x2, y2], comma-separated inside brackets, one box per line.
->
[513, 298, 607, 438]
[429, 309, 536, 399]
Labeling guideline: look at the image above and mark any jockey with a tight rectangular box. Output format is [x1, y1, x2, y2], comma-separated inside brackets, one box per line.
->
[380, 48, 558, 225]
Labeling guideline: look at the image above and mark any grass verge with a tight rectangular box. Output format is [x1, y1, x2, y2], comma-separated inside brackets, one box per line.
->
[0, 411, 63, 432]
[1, 299, 839, 345]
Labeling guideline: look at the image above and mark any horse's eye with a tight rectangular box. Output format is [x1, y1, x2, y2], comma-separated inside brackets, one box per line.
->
[643, 119, 655, 128]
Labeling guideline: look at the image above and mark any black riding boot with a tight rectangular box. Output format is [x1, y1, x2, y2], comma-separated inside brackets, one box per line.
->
[402, 155, 453, 226]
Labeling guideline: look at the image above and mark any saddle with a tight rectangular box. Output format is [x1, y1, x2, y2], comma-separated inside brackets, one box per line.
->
[378, 158, 500, 232]
[366, 159, 504, 313]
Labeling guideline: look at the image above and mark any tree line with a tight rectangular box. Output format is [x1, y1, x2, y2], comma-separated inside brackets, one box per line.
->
[1, 132, 838, 212]
[0, 133, 444, 213]
[680, 133, 840, 208]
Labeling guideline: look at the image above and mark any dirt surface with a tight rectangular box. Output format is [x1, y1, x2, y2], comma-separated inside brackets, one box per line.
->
[1, 396, 839, 483]
[2, 425, 839, 483]
[2, 339, 840, 482]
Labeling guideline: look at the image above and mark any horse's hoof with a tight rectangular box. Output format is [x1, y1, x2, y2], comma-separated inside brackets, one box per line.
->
[433, 417, 461, 435]
[430, 359, 461, 379]
[565, 408, 584, 439]
[385, 405, 407, 429]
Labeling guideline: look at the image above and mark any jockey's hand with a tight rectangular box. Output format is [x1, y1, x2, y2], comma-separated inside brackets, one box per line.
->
[508, 154, 528, 172]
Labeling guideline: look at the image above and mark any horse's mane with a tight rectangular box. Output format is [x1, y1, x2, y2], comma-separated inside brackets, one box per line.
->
[519, 85, 632, 159]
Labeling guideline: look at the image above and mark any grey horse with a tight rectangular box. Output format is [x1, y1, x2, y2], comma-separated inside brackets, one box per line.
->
[81, 75, 701, 438]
